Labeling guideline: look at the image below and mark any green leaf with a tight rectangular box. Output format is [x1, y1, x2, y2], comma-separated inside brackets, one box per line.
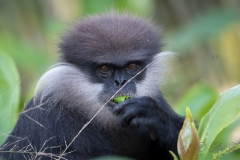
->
[0, 52, 20, 145]
[113, 96, 131, 104]
[198, 84, 240, 160]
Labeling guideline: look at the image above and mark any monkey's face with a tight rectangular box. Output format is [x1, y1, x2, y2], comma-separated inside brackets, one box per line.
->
[97, 60, 150, 106]
[74, 54, 153, 108]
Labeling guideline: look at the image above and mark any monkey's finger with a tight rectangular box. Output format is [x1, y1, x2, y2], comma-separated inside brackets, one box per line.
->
[120, 107, 148, 128]
[128, 117, 155, 130]
[112, 104, 124, 115]
[119, 104, 138, 127]
[120, 113, 134, 128]
[112, 101, 135, 115]
[128, 118, 140, 129]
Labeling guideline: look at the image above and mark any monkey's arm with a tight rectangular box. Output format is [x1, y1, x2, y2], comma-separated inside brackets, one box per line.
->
[112, 96, 184, 156]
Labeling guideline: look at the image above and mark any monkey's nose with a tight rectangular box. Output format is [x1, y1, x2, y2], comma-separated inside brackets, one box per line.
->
[115, 80, 127, 87]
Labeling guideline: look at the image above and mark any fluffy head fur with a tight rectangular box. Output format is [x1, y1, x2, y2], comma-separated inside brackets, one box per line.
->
[59, 12, 162, 65]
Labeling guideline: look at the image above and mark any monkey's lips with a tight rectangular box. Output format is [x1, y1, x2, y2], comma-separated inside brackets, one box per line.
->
[107, 100, 118, 107]
[113, 96, 131, 103]
[105, 95, 132, 108]
[108, 95, 132, 106]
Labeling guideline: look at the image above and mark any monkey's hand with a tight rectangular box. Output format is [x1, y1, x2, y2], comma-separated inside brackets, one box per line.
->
[112, 96, 183, 151]
[113, 96, 163, 129]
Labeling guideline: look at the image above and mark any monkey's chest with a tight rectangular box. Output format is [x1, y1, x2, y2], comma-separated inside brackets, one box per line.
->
[106, 127, 153, 159]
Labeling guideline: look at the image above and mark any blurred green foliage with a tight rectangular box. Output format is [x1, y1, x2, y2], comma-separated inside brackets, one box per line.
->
[0, 52, 20, 144]
[0, 0, 240, 159]
[166, 8, 239, 53]
[175, 84, 218, 122]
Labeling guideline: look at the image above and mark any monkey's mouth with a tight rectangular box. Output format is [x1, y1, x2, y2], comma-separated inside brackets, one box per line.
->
[104, 95, 132, 108]
[111, 95, 132, 104]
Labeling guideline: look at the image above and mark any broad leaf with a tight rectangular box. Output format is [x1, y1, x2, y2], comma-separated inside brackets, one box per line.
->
[198, 84, 240, 160]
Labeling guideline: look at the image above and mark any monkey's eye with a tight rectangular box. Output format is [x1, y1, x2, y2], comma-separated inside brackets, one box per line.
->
[99, 65, 110, 73]
[127, 63, 138, 71]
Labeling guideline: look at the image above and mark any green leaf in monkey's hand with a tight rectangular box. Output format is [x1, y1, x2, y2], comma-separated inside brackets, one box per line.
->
[113, 96, 131, 104]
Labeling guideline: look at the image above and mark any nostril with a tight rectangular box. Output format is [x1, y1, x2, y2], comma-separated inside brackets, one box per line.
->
[115, 80, 120, 86]
[121, 80, 127, 86]
[115, 80, 127, 87]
